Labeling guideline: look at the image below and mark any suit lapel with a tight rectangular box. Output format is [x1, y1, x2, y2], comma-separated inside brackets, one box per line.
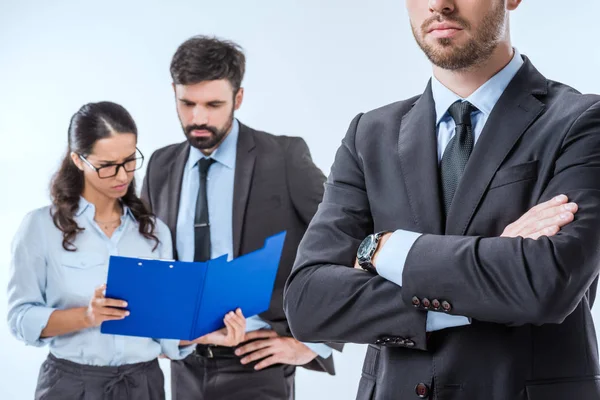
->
[232, 123, 256, 257]
[445, 57, 547, 235]
[165, 142, 190, 257]
[398, 81, 445, 234]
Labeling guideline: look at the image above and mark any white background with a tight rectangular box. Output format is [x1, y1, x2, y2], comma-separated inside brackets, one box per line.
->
[1, 1, 600, 399]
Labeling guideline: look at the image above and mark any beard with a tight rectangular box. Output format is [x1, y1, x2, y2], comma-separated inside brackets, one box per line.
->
[412, 1, 506, 70]
[182, 109, 234, 151]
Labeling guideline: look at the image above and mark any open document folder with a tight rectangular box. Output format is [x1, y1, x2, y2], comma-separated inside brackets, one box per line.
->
[100, 231, 286, 340]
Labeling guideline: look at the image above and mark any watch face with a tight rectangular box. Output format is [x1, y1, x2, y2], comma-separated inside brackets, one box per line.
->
[357, 235, 375, 260]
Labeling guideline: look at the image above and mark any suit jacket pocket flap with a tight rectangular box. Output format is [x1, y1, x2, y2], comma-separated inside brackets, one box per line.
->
[526, 376, 600, 400]
[489, 160, 538, 189]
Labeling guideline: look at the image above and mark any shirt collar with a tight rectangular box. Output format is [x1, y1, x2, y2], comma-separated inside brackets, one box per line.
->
[75, 196, 135, 221]
[186, 119, 239, 171]
[432, 48, 524, 125]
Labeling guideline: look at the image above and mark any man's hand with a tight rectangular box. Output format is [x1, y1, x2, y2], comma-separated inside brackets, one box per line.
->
[180, 308, 246, 347]
[353, 232, 393, 270]
[235, 330, 318, 370]
[501, 194, 578, 239]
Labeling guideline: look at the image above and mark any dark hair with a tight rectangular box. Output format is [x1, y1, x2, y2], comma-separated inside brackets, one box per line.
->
[50, 101, 159, 251]
[170, 35, 246, 93]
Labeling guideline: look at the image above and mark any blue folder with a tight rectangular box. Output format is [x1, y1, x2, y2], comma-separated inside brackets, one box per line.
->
[100, 231, 286, 340]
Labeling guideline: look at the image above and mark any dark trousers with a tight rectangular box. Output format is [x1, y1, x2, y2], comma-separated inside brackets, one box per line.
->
[171, 349, 295, 400]
[34, 353, 165, 400]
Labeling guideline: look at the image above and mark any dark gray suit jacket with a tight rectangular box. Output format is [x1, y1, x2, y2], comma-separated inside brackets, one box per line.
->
[284, 56, 600, 399]
[141, 122, 341, 374]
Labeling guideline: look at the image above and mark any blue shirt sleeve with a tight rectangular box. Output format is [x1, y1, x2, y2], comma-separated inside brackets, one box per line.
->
[7, 210, 56, 347]
[376, 230, 422, 287]
[376, 229, 471, 332]
[303, 342, 333, 359]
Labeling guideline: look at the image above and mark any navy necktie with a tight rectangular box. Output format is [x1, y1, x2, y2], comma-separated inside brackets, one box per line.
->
[194, 158, 215, 262]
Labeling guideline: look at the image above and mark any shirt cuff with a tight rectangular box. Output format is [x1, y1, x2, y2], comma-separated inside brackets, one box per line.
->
[159, 339, 196, 360]
[18, 306, 56, 347]
[376, 230, 422, 286]
[426, 312, 471, 332]
[302, 342, 333, 359]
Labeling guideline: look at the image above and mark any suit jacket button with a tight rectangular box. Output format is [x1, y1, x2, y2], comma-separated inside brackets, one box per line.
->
[422, 298, 431, 308]
[412, 296, 421, 307]
[441, 300, 452, 312]
[431, 299, 440, 310]
[375, 339, 383, 345]
[404, 339, 415, 347]
[384, 337, 392, 344]
[415, 383, 430, 398]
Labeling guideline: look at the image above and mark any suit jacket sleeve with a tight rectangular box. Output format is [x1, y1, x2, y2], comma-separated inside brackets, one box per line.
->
[284, 114, 429, 351]
[140, 151, 155, 211]
[285, 137, 326, 225]
[284, 136, 344, 373]
[402, 100, 600, 326]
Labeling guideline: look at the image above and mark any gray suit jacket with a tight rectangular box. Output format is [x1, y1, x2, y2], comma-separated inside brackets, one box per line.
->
[284, 56, 600, 399]
[141, 122, 341, 374]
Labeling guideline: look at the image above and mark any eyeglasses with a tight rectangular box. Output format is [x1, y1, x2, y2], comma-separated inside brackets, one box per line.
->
[78, 148, 145, 179]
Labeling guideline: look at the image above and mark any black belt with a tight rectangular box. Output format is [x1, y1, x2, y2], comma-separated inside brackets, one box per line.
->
[194, 344, 237, 359]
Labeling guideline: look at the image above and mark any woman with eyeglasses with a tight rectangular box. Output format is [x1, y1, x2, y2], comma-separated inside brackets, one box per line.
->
[7, 101, 245, 399]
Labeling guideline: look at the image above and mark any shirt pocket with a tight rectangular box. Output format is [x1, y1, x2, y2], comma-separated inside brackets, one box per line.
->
[61, 252, 107, 269]
[59, 252, 108, 303]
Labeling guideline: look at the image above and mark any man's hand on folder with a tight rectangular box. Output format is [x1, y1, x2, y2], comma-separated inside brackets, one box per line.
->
[179, 308, 246, 347]
[84, 284, 130, 328]
[235, 329, 318, 370]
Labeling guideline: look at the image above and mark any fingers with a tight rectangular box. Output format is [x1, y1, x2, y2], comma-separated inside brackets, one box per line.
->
[507, 195, 566, 234]
[101, 314, 129, 322]
[99, 307, 130, 318]
[518, 202, 577, 238]
[93, 297, 128, 308]
[502, 194, 578, 239]
[94, 284, 107, 299]
[223, 314, 245, 346]
[529, 194, 569, 214]
[254, 355, 281, 371]
[240, 346, 277, 365]
[520, 207, 576, 238]
[235, 338, 274, 356]
[243, 329, 279, 341]
[226, 310, 245, 332]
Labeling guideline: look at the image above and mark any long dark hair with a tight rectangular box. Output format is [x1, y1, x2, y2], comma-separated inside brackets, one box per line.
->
[50, 101, 159, 251]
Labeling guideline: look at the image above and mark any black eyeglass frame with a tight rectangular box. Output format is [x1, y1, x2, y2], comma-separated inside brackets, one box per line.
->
[78, 148, 145, 179]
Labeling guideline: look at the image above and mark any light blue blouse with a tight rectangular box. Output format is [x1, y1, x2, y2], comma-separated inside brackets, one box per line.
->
[7, 197, 194, 366]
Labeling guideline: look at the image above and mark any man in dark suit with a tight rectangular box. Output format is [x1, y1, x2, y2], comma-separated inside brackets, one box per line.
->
[141, 36, 339, 400]
[284, 0, 600, 399]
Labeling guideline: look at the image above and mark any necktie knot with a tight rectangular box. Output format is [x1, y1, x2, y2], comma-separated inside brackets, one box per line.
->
[198, 158, 215, 175]
[448, 101, 477, 126]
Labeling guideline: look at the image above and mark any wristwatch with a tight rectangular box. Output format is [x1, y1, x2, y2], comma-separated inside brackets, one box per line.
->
[357, 231, 390, 274]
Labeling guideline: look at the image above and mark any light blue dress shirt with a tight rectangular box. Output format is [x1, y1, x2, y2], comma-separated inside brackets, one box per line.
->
[7, 197, 194, 366]
[377, 49, 525, 332]
[176, 119, 332, 359]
